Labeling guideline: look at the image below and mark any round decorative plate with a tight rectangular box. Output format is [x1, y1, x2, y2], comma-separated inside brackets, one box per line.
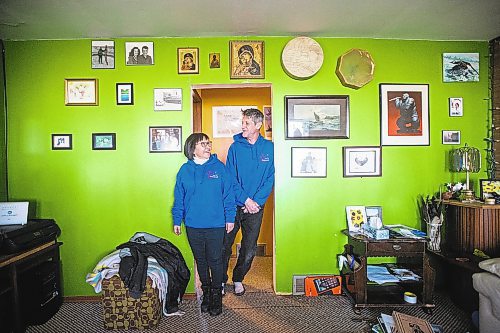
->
[336, 48, 375, 89]
[281, 37, 324, 79]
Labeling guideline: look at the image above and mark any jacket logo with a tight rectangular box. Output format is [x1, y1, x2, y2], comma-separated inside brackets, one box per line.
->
[260, 153, 270, 162]
[207, 170, 219, 179]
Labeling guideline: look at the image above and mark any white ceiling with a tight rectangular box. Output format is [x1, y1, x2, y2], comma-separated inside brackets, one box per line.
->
[0, 0, 499, 41]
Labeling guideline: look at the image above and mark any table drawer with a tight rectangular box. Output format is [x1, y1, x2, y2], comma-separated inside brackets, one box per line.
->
[367, 241, 424, 254]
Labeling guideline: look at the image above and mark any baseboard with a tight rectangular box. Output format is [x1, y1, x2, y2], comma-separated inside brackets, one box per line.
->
[64, 293, 197, 303]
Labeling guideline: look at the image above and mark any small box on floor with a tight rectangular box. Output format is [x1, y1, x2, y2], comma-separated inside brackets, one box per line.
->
[101, 276, 161, 330]
[305, 275, 342, 296]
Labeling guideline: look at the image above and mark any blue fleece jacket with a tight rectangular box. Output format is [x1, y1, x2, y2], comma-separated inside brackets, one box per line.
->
[172, 154, 236, 228]
[226, 133, 275, 207]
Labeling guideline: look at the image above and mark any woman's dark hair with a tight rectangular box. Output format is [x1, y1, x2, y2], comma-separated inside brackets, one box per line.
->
[184, 132, 210, 160]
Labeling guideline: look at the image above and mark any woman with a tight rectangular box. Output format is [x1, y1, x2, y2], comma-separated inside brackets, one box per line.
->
[172, 133, 235, 316]
[127, 47, 140, 64]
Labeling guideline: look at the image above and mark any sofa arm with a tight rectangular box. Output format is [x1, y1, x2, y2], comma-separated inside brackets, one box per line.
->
[473, 272, 500, 319]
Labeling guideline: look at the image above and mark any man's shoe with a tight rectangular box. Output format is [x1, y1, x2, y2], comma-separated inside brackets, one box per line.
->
[234, 282, 245, 296]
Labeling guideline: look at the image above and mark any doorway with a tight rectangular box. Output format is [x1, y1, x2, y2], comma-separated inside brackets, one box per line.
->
[191, 83, 274, 293]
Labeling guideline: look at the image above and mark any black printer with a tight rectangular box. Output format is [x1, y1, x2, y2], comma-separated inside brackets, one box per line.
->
[0, 219, 61, 254]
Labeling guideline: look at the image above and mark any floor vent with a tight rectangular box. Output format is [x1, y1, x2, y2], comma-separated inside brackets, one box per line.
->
[292, 275, 307, 295]
[235, 243, 266, 257]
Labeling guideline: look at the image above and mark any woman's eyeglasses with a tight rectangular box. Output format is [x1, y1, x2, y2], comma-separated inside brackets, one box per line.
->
[197, 141, 212, 148]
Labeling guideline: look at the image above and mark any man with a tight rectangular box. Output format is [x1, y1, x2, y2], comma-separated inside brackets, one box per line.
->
[394, 92, 420, 133]
[222, 108, 275, 296]
[138, 46, 152, 65]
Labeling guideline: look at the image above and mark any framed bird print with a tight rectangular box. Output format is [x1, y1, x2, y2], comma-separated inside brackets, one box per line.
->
[343, 146, 381, 177]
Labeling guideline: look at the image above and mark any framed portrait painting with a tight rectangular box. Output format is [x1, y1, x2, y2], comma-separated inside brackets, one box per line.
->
[443, 53, 479, 82]
[285, 95, 349, 139]
[379, 84, 429, 146]
[178, 48, 199, 74]
[51, 134, 72, 150]
[91, 40, 114, 69]
[92, 133, 116, 150]
[449, 97, 463, 117]
[209, 53, 220, 68]
[154, 88, 182, 111]
[116, 83, 134, 105]
[149, 126, 182, 153]
[125, 42, 154, 65]
[442, 130, 460, 145]
[343, 146, 381, 177]
[230, 40, 264, 79]
[65, 79, 98, 106]
[291, 147, 327, 178]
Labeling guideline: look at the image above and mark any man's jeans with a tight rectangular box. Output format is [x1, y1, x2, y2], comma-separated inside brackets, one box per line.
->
[222, 206, 264, 283]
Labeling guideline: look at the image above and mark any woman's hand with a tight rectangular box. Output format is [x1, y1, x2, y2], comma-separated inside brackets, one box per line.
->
[226, 222, 235, 233]
[173, 225, 181, 236]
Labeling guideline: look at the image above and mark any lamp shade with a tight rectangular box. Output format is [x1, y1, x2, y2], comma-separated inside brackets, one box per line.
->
[450, 144, 481, 172]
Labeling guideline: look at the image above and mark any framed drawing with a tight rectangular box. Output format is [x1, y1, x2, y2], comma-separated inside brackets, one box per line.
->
[154, 88, 182, 111]
[442, 130, 460, 145]
[212, 105, 256, 138]
[285, 95, 349, 139]
[449, 97, 463, 117]
[51, 134, 72, 150]
[263, 105, 272, 139]
[379, 84, 429, 146]
[65, 79, 98, 106]
[230, 40, 264, 79]
[345, 206, 367, 233]
[92, 133, 116, 150]
[443, 53, 479, 82]
[149, 126, 182, 153]
[479, 179, 500, 200]
[125, 42, 154, 65]
[116, 83, 134, 105]
[291, 147, 327, 178]
[91, 40, 114, 69]
[209, 53, 220, 68]
[178, 48, 199, 74]
[343, 146, 381, 177]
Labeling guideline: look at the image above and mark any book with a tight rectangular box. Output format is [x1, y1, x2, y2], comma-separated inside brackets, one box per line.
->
[392, 311, 433, 333]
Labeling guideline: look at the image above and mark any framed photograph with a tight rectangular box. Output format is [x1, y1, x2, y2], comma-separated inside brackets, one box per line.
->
[116, 83, 134, 105]
[442, 130, 460, 145]
[449, 97, 463, 117]
[443, 53, 479, 82]
[379, 84, 429, 146]
[178, 48, 199, 74]
[343, 146, 381, 177]
[285, 95, 349, 139]
[209, 53, 220, 68]
[291, 147, 327, 178]
[346, 206, 367, 233]
[92, 133, 116, 150]
[263, 105, 272, 139]
[149, 126, 182, 153]
[65, 79, 98, 106]
[154, 88, 182, 111]
[366, 206, 383, 228]
[480, 179, 500, 200]
[125, 42, 154, 65]
[212, 105, 256, 138]
[51, 134, 72, 150]
[91, 41, 114, 69]
[230, 40, 265, 79]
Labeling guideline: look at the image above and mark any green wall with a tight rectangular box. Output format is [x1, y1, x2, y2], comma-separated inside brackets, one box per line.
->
[4, 37, 489, 296]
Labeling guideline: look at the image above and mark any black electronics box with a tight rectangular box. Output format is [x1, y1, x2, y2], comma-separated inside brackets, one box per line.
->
[0, 219, 61, 254]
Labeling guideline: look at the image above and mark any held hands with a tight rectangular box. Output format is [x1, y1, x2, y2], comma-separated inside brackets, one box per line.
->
[226, 222, 235, 233]
[173, 225, 181, 236]
[244, 198, 260, 214]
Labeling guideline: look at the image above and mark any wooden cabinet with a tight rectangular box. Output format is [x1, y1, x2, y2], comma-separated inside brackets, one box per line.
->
[340, 230, 435, 313]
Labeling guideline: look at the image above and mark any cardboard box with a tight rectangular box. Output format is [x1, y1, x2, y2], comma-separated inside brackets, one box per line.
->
[305, 275, 342, 296]
[363, 225, 389, 240]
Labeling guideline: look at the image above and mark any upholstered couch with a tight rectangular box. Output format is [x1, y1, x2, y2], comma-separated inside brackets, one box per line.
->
[472, 258, 500, 333]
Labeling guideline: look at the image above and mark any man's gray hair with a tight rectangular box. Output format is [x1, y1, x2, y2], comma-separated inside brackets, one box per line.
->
[242, 108, 263, 125]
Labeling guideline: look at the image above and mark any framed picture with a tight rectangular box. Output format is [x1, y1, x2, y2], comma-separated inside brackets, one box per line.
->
[51, 134, 72, 150]
[212, 105, 255, 138]
[178, 48, 199, 74]
[442, 130, 461, 145]
[149, 126, 182, 153]
[230, 40, 265, 79]
[263, 105, 272, 139]
[443, 53, 479, 82]
[92, 133, 116, 150]
[291, 147, 327, 178]
[480, 179, 500, 200]
[346, 206, 367, 233]
[449, 97, 463, 117]
[379, 84, 429, 146]
[366, 206, 383, 228]
[125, 42, 154, 65]
[343, 146, 381, 177]
[285, 95, 349, 139]
[116, 83, 134, 105]
[209, 53, 220, 68]
[154, 88, 182, 111]
[91, 41, 114, 69]
[64, 79, 98, 106]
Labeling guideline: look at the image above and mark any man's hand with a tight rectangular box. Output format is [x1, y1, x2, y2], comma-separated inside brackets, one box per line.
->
[226, 222, 235, 233]
[173, 225, 181, 236]
[244, 198, 260, 214]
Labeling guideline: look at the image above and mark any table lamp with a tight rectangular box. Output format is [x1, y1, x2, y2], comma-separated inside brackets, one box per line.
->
[450, 143, 481, 200]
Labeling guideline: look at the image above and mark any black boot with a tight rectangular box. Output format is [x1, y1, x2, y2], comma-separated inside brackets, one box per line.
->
[209, 287, 222, 316]
[201, 286, 210, 313]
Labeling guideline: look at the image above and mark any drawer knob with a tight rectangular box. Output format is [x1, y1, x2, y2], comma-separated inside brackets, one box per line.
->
[392, 244, 402, 251]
